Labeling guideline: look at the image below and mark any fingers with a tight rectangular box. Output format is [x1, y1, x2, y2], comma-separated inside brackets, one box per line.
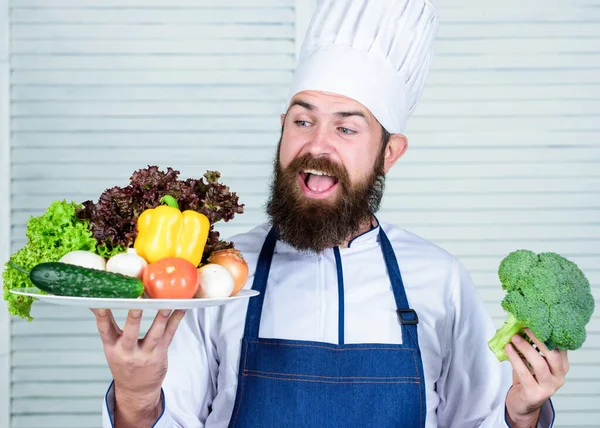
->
[511, 334, 551, 383]
[524, 328, 550, 355]
[158, 310, 187, 350]
[121, 310, 144, 352]
[91, 309, 119, 346]
[110, 313, 124, 336]
[524, 329, 563, 377]
[141, 310, 173, 351]
[560, 350, 570, 374]
[506, 341, 538, 391]
[93, 308, 188, 354]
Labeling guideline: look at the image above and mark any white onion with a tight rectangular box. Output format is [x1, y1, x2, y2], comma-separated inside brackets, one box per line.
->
[59, 250, 106, 270]
[195, 263, 235, 298]
[106, 248, 148, 278]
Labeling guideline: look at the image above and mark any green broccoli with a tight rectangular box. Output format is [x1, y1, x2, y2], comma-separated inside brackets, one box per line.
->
[488, 249, 595, 361]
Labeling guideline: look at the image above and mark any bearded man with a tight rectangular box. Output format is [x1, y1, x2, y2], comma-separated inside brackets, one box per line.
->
[96, 1, 568, 427]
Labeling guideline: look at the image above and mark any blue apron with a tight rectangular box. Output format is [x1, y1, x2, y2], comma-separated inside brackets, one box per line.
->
[228, 227, 427, 427]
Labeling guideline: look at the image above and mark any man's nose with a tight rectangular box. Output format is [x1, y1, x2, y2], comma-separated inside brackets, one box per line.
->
[305, 124, 333, 156]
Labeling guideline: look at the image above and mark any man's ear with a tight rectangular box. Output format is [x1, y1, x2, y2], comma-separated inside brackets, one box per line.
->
[383, 134, 408, 174]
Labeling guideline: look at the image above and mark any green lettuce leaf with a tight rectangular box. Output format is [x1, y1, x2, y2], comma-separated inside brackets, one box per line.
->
[2, 200, 97, 321]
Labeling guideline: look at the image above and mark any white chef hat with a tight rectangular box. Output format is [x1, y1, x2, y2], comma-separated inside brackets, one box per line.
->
[287, 0, 439, 134]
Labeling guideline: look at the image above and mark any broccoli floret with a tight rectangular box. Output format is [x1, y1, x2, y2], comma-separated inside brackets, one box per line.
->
[488, 249, 595, 362]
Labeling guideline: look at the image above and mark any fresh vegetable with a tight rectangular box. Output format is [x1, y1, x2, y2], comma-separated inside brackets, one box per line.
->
[60, 250, 106, 270]
[196, 263, 235, 299]
[488, 250, 595, 362]
[2, 200, 97, 320]
[77, 166, 244, 263]
[142, 257, 199, 299]
[106, 248, 148, 278]
[208, 248, 249, 296]
[134, 195, 210, 267]
[9, 262, 144, 299]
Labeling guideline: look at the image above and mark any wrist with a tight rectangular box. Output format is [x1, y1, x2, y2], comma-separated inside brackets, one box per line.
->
[114, 384, 163, 428]
[506, 407, 541, 428]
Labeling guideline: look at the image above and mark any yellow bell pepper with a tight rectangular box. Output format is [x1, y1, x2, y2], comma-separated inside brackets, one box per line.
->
[134, 195, 210, 267]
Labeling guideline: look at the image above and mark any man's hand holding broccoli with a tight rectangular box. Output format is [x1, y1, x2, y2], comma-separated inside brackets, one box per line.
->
[489, 250, 595, 427]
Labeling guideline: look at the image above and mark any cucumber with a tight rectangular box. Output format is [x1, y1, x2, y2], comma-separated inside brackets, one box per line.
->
[30, 262, 145, 298]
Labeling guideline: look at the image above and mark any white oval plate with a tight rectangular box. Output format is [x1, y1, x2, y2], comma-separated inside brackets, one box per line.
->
[9, 288, 259, 310]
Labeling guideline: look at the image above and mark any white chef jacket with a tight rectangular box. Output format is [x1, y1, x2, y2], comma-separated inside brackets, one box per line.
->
[103, 221, 555, 427]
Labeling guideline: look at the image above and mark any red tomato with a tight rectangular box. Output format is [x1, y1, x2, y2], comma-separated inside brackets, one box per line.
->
[143, 257, 199, 299]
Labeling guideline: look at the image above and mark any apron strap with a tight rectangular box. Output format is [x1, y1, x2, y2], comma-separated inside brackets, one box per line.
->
[378, 228, 420, 348]
[243, 226, 420, 349]
[243, 226, 278, 339]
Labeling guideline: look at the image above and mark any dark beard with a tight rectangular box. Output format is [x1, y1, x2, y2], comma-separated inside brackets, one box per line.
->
[266, 145, 386, 254]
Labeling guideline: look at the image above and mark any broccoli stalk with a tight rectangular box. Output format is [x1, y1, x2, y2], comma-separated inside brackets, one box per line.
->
[488, 313, 525, 362]
[488, 249, 595, 362]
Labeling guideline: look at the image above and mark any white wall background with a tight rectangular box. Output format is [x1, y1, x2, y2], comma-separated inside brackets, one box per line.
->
[1, 0, 12, 427]
[1, 0, 599, 427]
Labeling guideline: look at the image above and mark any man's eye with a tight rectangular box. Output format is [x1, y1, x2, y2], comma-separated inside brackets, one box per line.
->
[295, 120, 310, 127]
[339, 127, 355, 135]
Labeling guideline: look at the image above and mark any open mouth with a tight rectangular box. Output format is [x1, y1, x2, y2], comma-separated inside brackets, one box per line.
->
[298, 169, 340, 199]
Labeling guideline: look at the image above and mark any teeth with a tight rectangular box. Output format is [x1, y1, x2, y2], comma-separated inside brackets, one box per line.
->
[303, 169, 328, 176]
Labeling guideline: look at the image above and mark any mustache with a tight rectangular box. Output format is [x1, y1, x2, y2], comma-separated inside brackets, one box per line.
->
[285, 154, 350, 183]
